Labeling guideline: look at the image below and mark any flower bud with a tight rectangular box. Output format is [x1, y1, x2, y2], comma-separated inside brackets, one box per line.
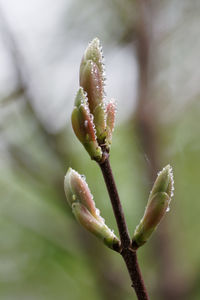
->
[79, 38, 109, 144]
[80, 38, 105, 114]
[64, 168, 120, 250]
[72, 38, 117, 157]
[71, 88, 102, 161]
[132, 165, 174, 248]
[80, 60, 104, 114]
[81, 38, 104, 76]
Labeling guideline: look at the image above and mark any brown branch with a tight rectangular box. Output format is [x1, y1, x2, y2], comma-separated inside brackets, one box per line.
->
[99, 157, 149, 300]
[99, 157, 130, 248]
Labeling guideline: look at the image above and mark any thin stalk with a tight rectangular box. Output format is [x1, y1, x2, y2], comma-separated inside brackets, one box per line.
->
[99, 156, 130, 248]
[99, 157, 149, 300]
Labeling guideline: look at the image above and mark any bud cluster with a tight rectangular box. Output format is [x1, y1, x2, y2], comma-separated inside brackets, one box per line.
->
[64, 168, 120, 250]
[66, 38, 175, 254]
[71, 38, 116, 161]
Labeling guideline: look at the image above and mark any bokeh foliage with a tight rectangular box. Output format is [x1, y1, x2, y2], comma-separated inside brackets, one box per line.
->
[0, 0, 200, 299]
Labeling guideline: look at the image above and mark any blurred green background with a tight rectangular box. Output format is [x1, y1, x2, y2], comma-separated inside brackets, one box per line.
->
[0, 0, 200, 299]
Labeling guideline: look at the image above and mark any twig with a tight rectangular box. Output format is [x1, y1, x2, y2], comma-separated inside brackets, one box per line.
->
[99, 156, 149, 300]
[99, 157, 130, 248]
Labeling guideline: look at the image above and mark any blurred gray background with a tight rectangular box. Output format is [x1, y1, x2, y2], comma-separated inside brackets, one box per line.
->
[0, 0, 200, 299]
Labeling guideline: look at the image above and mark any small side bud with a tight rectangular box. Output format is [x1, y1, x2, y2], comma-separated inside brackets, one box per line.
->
[132, 165, 174, 248]
[93, 103, 107, 143]
[71, 88, 102, 161]
[64, 168, 120, 250]
[72, 203, 120, 250]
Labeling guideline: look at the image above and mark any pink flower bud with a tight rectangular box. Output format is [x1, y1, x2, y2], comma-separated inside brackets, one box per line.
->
[64, 168, 97, 216]
[80, 38, 105, 114]
[79, 38, 107, 144]
[80, 60, 104, 114]
[72, 38, 117, 157]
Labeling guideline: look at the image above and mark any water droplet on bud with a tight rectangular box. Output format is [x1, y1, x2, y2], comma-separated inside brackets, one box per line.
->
[81, 175, 86, 181]
[96, 208, 100, 216]
[84, 120, 88, 128]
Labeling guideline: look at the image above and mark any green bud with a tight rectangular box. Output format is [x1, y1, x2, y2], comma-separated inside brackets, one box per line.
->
[132, 165, 174, 248]
[150, 165, 174, 199]
[133, 192, 170, 247]
[71, 88, 102, 161]
[82, 38, 104, 75]
[93, 103, 107, 143]
[72, 203, 120, 250]
[80, 38, 105, 108]
[64, 168, 120, 250]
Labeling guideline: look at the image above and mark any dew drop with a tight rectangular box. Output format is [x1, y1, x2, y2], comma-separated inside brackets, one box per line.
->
[99, 216, 105, 223]
[96, 208, 100, 216]
[81, 175, 86, 181]
[83, 91, 88, 98]
[89, 113, 94, 121]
